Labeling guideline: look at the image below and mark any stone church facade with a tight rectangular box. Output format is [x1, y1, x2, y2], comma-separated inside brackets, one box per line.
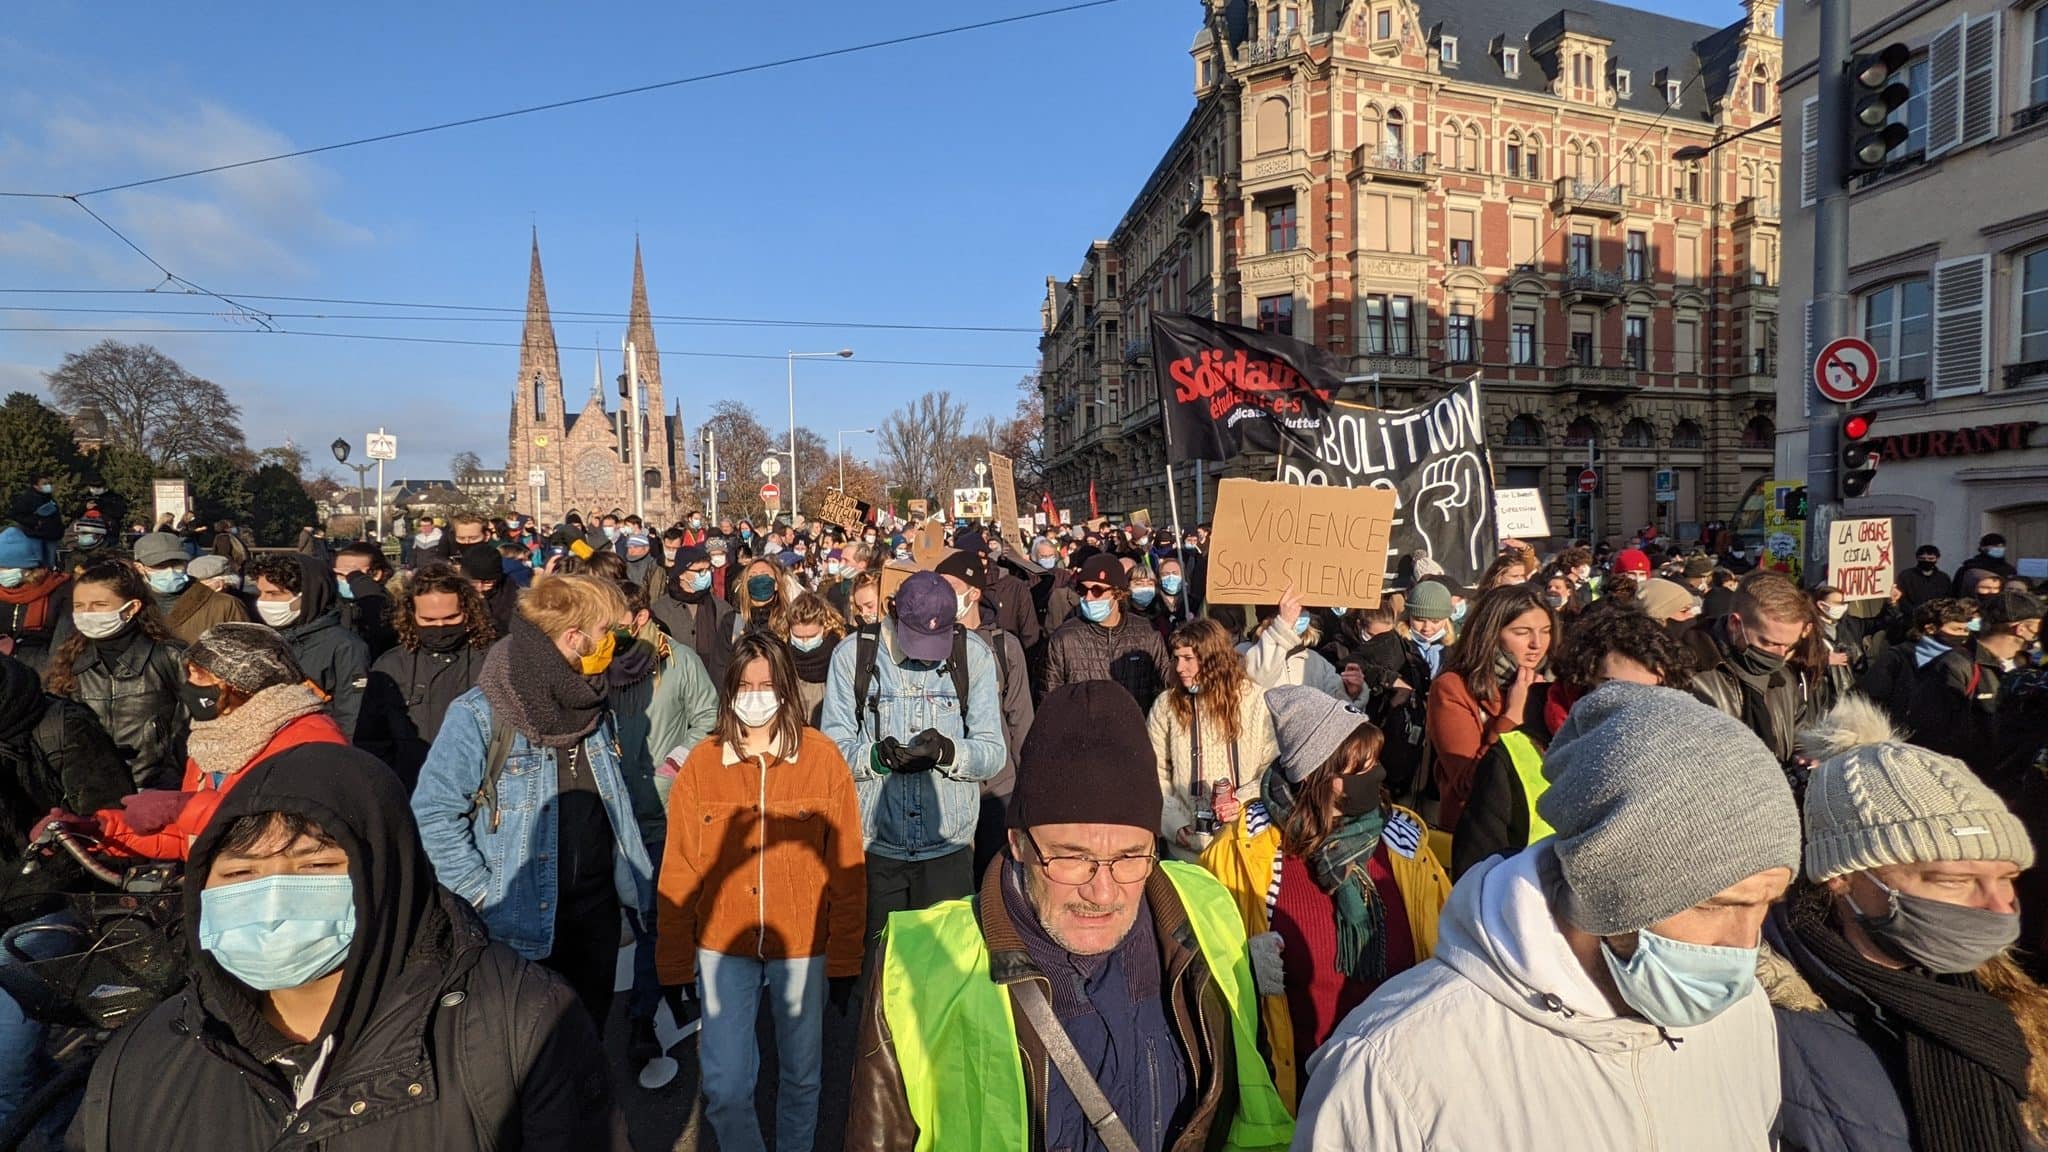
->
[505, 232, 692, 525]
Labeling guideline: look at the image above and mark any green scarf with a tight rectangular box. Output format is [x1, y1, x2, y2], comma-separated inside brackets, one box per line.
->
[1306, 806, 1388, 983]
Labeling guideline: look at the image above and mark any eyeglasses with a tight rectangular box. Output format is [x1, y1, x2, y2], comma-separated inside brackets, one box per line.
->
[1024, 828, 1156, 886]
[1080, 584, 1117, 599]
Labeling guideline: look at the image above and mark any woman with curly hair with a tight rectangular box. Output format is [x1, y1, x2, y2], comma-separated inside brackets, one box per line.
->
[1450, 606, 1695, 878]
[44, 557, 188, 788]
[355, 563, 497, 789]
[777, 591, 847, 725]
[1149, 617, 1278, 862]
[732, 555, 792, 638]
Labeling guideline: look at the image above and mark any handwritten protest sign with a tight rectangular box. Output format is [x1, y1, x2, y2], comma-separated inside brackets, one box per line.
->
[1828, 518, 1895, 601]
[906, 498, 929, 520]
[988, 452, 1020, 537]
[1206, 478, 1397, 608]
[1493, 488, 1551, 540]
[817, 490, 863, 532]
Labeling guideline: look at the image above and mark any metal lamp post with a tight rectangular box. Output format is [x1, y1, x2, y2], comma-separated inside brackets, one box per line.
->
[787, 349, 853, 523]
[836, 428, 875, 494]
[331, 438, 375, 541]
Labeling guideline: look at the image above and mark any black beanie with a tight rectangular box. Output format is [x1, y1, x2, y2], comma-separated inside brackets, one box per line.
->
[1011, 682, 1161, 834]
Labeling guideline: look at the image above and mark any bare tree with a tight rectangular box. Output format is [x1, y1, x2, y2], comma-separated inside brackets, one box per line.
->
[45, 340, 247, 467]
[877, 390, 970, 504]
[449, 450, 484, 480]
[702, 400, 774, 521]
[257, 444, 308, 477]
[1000, 372, 1047, 497]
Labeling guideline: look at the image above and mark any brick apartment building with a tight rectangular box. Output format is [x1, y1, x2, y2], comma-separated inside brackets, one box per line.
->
[1041, 0, 1787, 543]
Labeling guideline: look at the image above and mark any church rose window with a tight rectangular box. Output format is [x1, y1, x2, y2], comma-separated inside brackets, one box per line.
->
[576, 451, 613, 493]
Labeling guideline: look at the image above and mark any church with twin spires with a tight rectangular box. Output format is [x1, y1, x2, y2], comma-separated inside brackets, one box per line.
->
[504, 231, 692, 525]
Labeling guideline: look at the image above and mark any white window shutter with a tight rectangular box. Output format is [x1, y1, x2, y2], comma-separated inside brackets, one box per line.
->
[1800, 97, 1820, 207]
[1931, 255, 1991, 395]
[1961, 13, 2001, 148]
[1927, 17, 1966, 157]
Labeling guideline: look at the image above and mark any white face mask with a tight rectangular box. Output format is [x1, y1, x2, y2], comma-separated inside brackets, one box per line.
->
[257, 596, 303, 628]
[1822, 602, 1849, 622]
[955, 592, 976, 624]
[732, 690, 779, 729]
[73, 603, 137, 641]
[710, 555, 728, 568]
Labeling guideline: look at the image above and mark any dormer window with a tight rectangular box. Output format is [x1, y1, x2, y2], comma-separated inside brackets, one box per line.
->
[1440, 35, 1459, 65]
[1503, 47, 1520, 77]
[1666, 79, 1683, 107]
[1616, 69, 1632, 97]
[1376, 8, 1392, 39]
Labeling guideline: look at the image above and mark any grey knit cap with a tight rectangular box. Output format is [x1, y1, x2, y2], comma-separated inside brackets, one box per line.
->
[187, 622, 306, 694]
[1538, 681, 1802, 935]
[1267, 686, 1373, 784]
[1798, 695, 2034, 881]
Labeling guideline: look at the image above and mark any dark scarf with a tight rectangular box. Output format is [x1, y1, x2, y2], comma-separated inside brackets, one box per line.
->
[791, 634, 838, 684]
[1306, 805, 1388, 983]
[669, 573, 722, 647]
[605, 636, 659, 689]
[477, 616, 605, 748]
[1791, 901, 2031, 1152]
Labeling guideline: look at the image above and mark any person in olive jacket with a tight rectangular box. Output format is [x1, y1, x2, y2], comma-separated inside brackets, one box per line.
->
[66, 742, 629, 1152]
[354, 565, 497, 790]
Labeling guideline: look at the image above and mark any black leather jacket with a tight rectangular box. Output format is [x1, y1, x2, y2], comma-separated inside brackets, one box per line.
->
[67, 632, 187, 790]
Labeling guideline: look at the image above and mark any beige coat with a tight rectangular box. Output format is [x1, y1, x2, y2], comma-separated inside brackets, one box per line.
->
[1147, 681, 1277, 861]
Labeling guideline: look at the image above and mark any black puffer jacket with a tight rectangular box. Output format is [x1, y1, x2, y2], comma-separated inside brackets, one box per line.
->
[354, 641, 489, 790]
[0, 653, 132, 923]
[68, 743, 628, 1152]
[279, 554, 370, 739]
[61, 629, 188, 790]
[1041, 609, 1171, 710]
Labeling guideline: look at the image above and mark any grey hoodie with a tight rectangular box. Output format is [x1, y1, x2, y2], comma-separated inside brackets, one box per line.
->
[1290, 844, 1780, 1151]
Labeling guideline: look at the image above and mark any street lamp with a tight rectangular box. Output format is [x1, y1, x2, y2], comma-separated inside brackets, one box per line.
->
[787, 348, 853, 522]
[331, 437, 375, 541]
[1671, 115, 1781, 162]
[836, 428, 875, 494]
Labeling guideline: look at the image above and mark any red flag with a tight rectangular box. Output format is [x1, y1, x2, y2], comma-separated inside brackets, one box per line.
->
[1088, 478, 1099, 520]
[1040, 490, 1057, 525]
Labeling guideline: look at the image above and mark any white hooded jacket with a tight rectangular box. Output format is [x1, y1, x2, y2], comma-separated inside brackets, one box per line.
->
[1291, 843, 1780, 1151]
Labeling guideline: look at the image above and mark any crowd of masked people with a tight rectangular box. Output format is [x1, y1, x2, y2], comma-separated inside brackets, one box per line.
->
[1, 491, 2046, 1152]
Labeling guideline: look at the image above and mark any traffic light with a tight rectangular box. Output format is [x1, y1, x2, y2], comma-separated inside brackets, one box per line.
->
[1840, 413, 1879, 498]
[1849, 44, 1912, 177]
[1780, 486, 1810, 521]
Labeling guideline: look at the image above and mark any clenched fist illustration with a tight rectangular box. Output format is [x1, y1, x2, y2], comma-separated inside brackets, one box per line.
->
[1412, 452, 1488, 576]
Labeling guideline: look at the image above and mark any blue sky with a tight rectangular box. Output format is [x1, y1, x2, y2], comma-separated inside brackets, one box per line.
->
[0, 0, 1748, 482]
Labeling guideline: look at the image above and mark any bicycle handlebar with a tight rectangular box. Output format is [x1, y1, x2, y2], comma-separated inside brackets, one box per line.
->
[22, 821, 125, 887]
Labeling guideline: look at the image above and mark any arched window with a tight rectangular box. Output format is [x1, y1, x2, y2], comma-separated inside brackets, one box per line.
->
[1464, 122, 1483, 172]
[1672, 419, 1705, 449]
[1584, 141, 1604, 184]
[1621, 418, 1656, 448]
[1758, 165, 1778, 205]
[1360, 104, 1384, 156]
[1505, 414, 1546, 446]
[1566, 140, 1584, 182]
[1256, 97, 1290, 155]
[1524, 133, 1543, 180]
[532, 373, 546, 418]
[1386, 107, 1406, 157]
[1504, 129, 1523, 175]
[1751, 65, 1772, 115]
[1441, 119, 1462, 169]
[1564, 418, 1600, 447]
[1741, 415, 1775, 449]
[1737, 160, 1755, 200]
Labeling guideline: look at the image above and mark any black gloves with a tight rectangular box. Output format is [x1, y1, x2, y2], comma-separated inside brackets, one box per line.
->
[877, 729, 953, 774]
[829, 975, 858, 1014]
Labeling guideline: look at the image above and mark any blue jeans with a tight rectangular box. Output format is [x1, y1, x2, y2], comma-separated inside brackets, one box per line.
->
[698, 949, 826, 1152]
[0, 914, 88, 1127]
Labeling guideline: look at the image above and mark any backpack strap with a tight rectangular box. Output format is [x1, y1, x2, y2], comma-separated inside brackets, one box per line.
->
[77, 1002, 144, 1152]
[949, 625, 972, 727]
[466, 718, 520, 833]
[851, 623, 882, 739]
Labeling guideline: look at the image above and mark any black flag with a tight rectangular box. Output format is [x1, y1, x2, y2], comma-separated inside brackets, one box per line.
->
[1150, 313, 1339, 463]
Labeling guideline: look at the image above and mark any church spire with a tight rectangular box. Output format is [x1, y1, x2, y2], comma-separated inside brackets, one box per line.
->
[592, 341, 604, 402]
[518, 227, 563, 417]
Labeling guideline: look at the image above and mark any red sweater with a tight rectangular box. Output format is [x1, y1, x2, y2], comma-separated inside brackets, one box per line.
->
[1269, 846, 1414, 1092]
[96, 711, 348, 860]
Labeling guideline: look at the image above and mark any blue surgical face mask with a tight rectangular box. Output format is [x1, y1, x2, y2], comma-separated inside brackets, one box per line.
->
[1450, 601, 1469, 625]
[1160, 574, 1183, 595]
[0, 569, 23, 589]
[1294, 614, 1312, 636]
[335, 576, 355, 600]
[790, 633, 825, 652]
[198, 874, 356, 991]
[1600, 927, 1758, 1029]
[1988, 546, 2007, 559]
[1331, 605, 1349, 617]
[1080, 598, 1114, 624]
[1037, 556, 1058, 570]
[147, 569, 189, 595]
[1132, 587, 1157, 607]
[1968, 617, 1983, 633]
[686, 570, 713, 594]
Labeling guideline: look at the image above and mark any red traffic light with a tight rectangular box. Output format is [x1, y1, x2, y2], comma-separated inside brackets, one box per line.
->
[1844, 414, 1872, 440]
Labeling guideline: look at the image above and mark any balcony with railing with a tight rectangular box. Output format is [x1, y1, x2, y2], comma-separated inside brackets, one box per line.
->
[1122, 393, 1163, 432]
[1553, 177, 1627, 217]
[1349, 147, 1433, 184]
[2015, 103, 2048, 133]
[1350, 353, 1432, 379]
[1562, 268, 1624, 302]
[1561, 362, 1643, 396]
[1123, 336, 1152, 363]
[1862, 375, 1929, 406]
[1240, 33, 1302, 66]
[1735, 196, 1781, 225]
[1735, 348, 1778, 395]
[2003, 359, 2048, 390]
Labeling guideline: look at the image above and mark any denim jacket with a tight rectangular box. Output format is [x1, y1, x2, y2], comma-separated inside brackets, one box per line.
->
[411, 686, 655, 959]
[820, 620, 1007, 862]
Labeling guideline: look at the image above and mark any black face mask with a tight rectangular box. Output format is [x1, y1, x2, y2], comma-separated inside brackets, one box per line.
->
[418, 624, 471, 653]
[1918, 561, 1939, 574]
[180, 680, 223, 722]
[1335, 767, 1387, 816]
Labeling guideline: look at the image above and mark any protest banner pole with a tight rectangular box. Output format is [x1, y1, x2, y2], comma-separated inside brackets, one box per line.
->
[1154, 353, 1190, 586]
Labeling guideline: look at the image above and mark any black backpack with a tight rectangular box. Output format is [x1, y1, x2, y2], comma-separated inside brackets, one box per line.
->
[849, 622, 973, 739]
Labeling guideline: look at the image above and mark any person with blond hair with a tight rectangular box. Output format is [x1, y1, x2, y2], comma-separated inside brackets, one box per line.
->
[1151, 618, 1278, 862]
[776, 590, 848, 725]
[413, 572, 655, 1023]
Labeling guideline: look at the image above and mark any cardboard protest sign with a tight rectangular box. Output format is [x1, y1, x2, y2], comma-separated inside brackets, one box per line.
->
[952, 488, 992, 520]
[1493, 488, 1552, 540]
[817, 490, 864, 532]
[1206, 478, 1397, 608]
[988, 452, 1020, 534]
[910, 522, 949, 569]
[1128, 508, 1152, 527]
[1828, 518, 1895, 601]
[906, 498, 929, 520]
[1279, 378, 1495, 587]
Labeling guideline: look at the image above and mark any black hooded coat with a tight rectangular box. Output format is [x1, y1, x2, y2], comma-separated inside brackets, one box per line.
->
[0, 653, 132, 921]
[68, 744, 627, 1152]
[278, 554, 370, 740]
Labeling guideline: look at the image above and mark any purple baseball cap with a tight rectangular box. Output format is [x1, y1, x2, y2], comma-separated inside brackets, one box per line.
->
[894, 570, 958, 663]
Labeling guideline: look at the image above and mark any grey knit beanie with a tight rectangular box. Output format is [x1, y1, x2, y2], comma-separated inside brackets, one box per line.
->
[187, 622, 306, 694]
[1538, 681, 1802, 935]
[1267, 686, 1373, 784]
[1798, 695, 2034, 881]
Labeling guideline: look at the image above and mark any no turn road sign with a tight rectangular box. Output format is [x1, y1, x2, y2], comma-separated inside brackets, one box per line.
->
[1814, 337, 1879, 404]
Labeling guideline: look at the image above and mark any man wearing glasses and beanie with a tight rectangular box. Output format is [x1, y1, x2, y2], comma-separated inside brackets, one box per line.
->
[847, 681, 1292, 1151]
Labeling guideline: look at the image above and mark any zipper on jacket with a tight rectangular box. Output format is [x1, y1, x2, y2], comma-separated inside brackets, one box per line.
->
[1539, 993, 1577, 1019]
[1630, 1049, 1658, 1151]
[757, 751, 768, 961]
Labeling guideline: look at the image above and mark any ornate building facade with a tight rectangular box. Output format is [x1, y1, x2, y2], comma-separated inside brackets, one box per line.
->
[505, 233, 691, 524]
[1042, 0, 1786, 543]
